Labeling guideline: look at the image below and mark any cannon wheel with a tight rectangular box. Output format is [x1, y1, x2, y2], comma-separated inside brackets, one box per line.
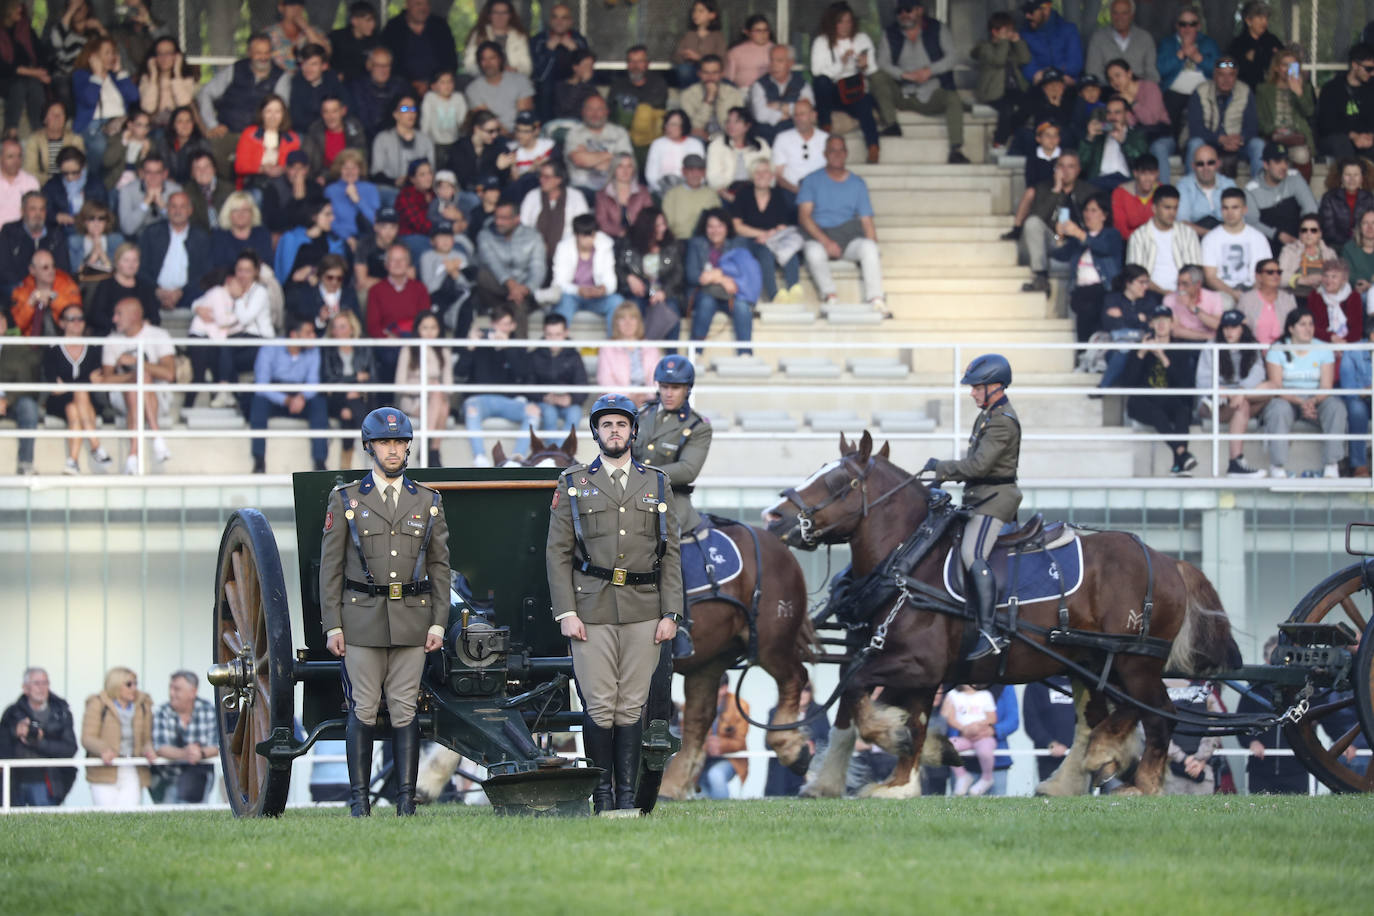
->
[1356, 612, 1374, 760]
[213, 509, 296, 817]
[1281, 563, 1374, 794]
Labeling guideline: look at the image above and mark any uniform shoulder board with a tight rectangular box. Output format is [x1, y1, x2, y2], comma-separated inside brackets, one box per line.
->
[560, 463, 589, 481]
[645, 464, 669, 481]
[638, 400, 658, 415]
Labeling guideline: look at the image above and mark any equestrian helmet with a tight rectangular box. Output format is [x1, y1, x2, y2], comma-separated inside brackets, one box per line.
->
[653, 354, 696, 389]
[588, 393, 639, 438]
[961, 354, 1012, 388]
[361, 406, 414, 443]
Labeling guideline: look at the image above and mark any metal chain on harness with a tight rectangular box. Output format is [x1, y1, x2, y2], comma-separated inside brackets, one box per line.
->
[1276, 684, 1314, 725]
[868, 593, 906, 652]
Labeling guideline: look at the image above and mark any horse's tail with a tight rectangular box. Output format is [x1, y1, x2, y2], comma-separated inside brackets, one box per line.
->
[796, 610, 818, 663]
[1166, 561, 1235, 675]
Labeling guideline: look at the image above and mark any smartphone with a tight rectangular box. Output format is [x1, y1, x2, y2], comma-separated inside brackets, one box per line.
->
[1057, 206, 1070, 224]
[1287, 61, 1300, 80]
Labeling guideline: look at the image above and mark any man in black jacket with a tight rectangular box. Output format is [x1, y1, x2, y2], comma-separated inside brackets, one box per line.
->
[346, 46, 411, 141]
[1317, 42, 1374, 160]
[137, 191, 211, 313]
[0, 667, 78, 806]
[0, 192, 70, 301]
[1023, 675, 1078, 783]
[460, 305, 537, 466]
[381, 0, 457, 98]
[529, 313, 588, 435]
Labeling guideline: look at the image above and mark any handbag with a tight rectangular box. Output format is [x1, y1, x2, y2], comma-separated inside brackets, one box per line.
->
[831, 42, 866, 106]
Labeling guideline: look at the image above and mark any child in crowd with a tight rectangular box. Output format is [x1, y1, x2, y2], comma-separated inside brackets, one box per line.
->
[419, 220, 474, 334]
[971, 11, 1029, 153]
[672, 0, 725, 88]
[941, 684, 999, 796]
[1070, 74, 1107, 150]
[1013, 67, 1073, 155]
[421, 71, 467, 169]
[429, 170, 466, 230]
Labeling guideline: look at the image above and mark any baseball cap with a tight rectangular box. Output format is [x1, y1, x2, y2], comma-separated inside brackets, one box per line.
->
[896, 0, 924, 11]
[514, 111, 538, 129]
[430, 220, 454, 237]
[1022, 0, 1052, 13]
[1220, 309, 1246, 327]
[375, 206, 398, 224]
[286, 150, 309, 167]
[1078, 73, 1103, 89]
[1150, 303, 1174, 319]
[1040, 67, 1065, 84]
[1262, 140, 1289, 162]
[434, 169, 457, 186]
[683, 153, 706, 170]
[475, 173, 502, 189]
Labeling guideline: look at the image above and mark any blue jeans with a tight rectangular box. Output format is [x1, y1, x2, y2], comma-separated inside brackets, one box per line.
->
[812, 75, 880, 147]
[464, 394, 533, 460]
[538, 402, 581, 434]
[554, 292, 624, 336]
[701, 757, 736, 799]
[691, 291, 753, 354]
[399, 233, 432, 266]
[82, 120, 112, 184]
[10, 395, 37, 466]
[741, 239, 800, 301]
[249, 394, 330, 463]
[1345, 395, 1370, 468]
[1149, 135, 1176, 184]
[1185, 136, 1265, 179]
[377, 185, 399, 208]
[15, 779, 57, 806]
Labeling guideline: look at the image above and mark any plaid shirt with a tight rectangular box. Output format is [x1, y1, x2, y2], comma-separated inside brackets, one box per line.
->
[152, 698, 218, 772]
[395, 185, 434, 237]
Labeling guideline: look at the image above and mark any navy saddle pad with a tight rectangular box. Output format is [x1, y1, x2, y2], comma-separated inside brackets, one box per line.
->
[682, 528, 744, 595]
[942, 535, 1085, 609]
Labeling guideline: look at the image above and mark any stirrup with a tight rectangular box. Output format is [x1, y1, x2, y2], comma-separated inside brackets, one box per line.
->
[967, 630, 1007, 661]
[671, 627, 695, 659]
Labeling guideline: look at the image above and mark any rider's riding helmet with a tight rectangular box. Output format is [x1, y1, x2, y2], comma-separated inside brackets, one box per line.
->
[960, 354, 1012, 388]
[361, 406, 414, 443]
[653, 354, 696, 390]
[588, 393, 639, 445]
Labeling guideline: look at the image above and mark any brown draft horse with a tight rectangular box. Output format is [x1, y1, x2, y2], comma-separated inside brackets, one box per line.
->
[418, 427, 816, 801]
[762, 432, 1234, 798]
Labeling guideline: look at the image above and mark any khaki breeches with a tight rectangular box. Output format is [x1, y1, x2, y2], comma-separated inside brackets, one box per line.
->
[571, 618, 661, 728]
[341, 644, 426, 727]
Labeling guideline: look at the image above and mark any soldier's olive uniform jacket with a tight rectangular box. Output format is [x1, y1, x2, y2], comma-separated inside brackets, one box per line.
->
[319, 472, 451, 647]
[633, 401, 711, 532]
[546, 456, 684, 625]
[934, 395, 1023, 523]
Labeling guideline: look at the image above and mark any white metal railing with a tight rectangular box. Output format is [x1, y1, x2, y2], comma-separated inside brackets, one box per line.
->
[2, 335, 1372, 484]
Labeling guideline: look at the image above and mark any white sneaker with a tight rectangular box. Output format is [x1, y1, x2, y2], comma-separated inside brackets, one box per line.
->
[471, 454, 492, 468]
[90, 448, 114, 473]
[124, 455, 139, 475]
[209, 391, 238, 409]
[952, 773, 974, 796]
[1270, 466, 1288, 479]
[969, 778, 994, 797]
[63, 458, 80, 475]
[1323, 463, 1341, 479]
[152, 437, 171, 463]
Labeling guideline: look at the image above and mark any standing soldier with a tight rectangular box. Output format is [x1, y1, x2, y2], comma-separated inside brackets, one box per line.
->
[319, 406, 450, 816]
[633, 354, 710, 658]
[925, 354, 1022, 660]
[547, 393, 683, 813]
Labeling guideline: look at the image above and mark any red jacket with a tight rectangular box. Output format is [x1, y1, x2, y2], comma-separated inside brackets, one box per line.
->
[1111, 183, 1155, 240]
[366, 278, 431, 338]
[233, 127, 303, 186]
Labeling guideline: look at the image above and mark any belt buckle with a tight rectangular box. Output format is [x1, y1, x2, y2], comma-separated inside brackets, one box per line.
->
[388, 583, 403, 600]
[611, 567, 628, 586]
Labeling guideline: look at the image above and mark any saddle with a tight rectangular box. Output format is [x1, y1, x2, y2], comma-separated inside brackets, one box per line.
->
[944, 514, 1084, 609]
[993, 513, 1069, 552]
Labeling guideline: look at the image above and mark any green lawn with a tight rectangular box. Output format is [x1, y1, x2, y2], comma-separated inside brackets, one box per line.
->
[5, 797, 1372, 915]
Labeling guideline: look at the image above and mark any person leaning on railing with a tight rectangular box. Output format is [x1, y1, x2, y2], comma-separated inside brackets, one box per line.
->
[81, 666, 157, 809]
[1195, 309, 1269, 478]
[0, 667, 77, 807]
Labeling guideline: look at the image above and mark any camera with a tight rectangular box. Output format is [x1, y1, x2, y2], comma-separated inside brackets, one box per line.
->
[24, 718, 42, 741]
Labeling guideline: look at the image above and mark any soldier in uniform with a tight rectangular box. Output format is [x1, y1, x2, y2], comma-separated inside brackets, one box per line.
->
[319, 407, 450, 816]
[547, 393, 683, 813]
[633, 355, 711, 659]
[925, 354, 1022, 660]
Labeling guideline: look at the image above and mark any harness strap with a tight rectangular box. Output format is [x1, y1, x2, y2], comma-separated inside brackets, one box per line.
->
[410, 490, 442, 584]
[342, 487, 374, 585]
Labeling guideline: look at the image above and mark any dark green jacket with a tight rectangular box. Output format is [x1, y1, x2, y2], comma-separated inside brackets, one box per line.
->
[935, 396, 1022, 522]
[1077, 125, 1148, 181]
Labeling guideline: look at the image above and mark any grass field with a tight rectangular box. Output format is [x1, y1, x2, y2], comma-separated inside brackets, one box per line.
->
[5, 797, 1373, 915]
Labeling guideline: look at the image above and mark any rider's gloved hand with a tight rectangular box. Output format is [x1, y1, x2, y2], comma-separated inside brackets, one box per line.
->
[922, 457, 939, 475]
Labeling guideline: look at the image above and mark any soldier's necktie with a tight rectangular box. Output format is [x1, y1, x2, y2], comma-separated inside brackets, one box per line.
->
[611, 469, 625, 498]
[384, 485, 396, 510]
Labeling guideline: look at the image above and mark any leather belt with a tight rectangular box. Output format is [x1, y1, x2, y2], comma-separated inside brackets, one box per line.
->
[965, 476, 1017, 486]
[575, 561, 659, 586]
[346, 578, 429, 599]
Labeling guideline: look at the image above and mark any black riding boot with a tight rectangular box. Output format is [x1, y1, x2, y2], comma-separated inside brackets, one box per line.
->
[345, 713, 375, 817]
[672, 602, 694, 660]
[612, 721, 643, 810]
[966, 559, 1007, 660]
[583, 715, 615, 813]
[393, 718, 419, 816]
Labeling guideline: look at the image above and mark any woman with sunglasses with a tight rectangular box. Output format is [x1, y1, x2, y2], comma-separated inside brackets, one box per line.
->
[1238, 256, 1296, 344]
[1156, 5, 1219, 145]
[451, 110, 513, 201]
[1280, 214, 1337, 300]
[369, 94, 435, 207]
[43, 305, 113, 473]
[82, 667, 157, 808]
[71, 199, 122, 280]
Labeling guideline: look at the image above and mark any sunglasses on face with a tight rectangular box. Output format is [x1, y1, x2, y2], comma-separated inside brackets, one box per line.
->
[397, 105, 416, 114]
[1300, 228, 1321, 235]
[1178, 19, 1199, 27]
[322, 272, 343, 281]
[61, 313, 84, 323]
[1216, 60, 1237, 70]
[1195, 159, 1217, 166]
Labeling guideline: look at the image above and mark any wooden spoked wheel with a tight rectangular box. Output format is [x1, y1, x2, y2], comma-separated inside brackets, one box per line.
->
[1356, 614, 1374, 764]
[211, 509, 296, 817]
[1281, 564, 1374, 794]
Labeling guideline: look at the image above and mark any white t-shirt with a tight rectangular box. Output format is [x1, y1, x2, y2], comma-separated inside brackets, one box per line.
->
[771, 127, 829, 188]
[1099, 136, 1129, 178]
[102, 323, 175, 369]
[1150, 223, 1180, 291]
[948, 689, 996, 731]
[1201, 223, 1270, 289]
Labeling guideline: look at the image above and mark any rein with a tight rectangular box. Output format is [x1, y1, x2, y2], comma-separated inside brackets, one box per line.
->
[779, 458, 929, 548]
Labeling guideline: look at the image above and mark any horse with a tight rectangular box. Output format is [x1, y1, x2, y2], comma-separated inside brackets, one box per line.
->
[762, 432, 1234, 798]
[416, 426, 817, 803]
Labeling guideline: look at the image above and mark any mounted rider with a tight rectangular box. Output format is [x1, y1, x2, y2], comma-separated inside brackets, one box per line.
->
[924, 354, 1022, 660]
[633, 354, 712, 660]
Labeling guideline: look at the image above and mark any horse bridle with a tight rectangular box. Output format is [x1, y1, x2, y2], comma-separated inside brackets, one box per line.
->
[779, 456, 927, 547]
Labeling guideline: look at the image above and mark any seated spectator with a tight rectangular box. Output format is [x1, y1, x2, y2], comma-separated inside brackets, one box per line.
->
[1105, 59, 1175, 183]
[699, 675, 749, 799]
[941, 683, 998, 796]
[101, 297, 175, 471]
[1021, 675, 1076, 784]
[973, 11, 1030, 152]
[453, 111, 513, 201]
[464, 40, 534, 134]
[1052, 192, 1122, 343]
[72, 36, 139, 185]
[275, 199, 347, 292]
[1157, 5, 1218, 148]
[1279, 215, 1336, 301]
[1097, 264, 1159, 389]
[1079, 95, 1145, 190]
[71, 199, 122, 280]
[1238, 257, 1296, 344]
[329, 1, 380, 84]
[1110, 153, 1160, 239]
[157, 106, 209, 186]
[1, 191, 71, 301]
[197, 34, 286, 149]
[323, 149, 378, 243]
[725, 14, 774, 90]
[595, 154, 652, 240]
[150, 670, 218, 805]
[45, 0, 103, 105]
[10, 249, 80, 337]
[474, 199, 545, 338]
[321, 310, 375, 467]
[366, 244, 431, 385]
[1308, 259, 1362, 355]
[645, 110, 707, 196]
[870, 0, 967, 165]
[596, 302, 660, 407]
[302, 94, 366, 176]
[1256, 50, 1315, 180]
[770, 99, 828, 195]
[345, 46, 409, 141]
[138, 191, 210, 314]
[1020, 120, 1063, 195]
[1162, 679, 1222, 794]
[1176, 146, 1236, 236]
[1245, 142, 1318, 253]
[659, 152, 716, 240]
[1340, 322, 1374, 477]
[1201, 188, 1271, 305]
[280, 42, 342, 133]
[0, 667, 78, 806]
[731, 159, 803, 304]
[1316, 42, 1374, 162]
[552, 49, 599, 123]
[81, 666, 156, 808]
[799, 137, 883, 310]
[1012, 68, 1074, 156]
[1262, 307, 1347, 478]
[461, 0, 533, 78]
[250, 318, 329, 473]
[550, 213, 621, 334]
[1019, 0, 1083, 89]
[1186, 56, 1262, 179]
[609, 44, 669, 158]
[467, 175, 501, 244]
[687, 207, 758, 351]
[530, 3, 587, 124]
[1124, 303, 1198, 475]
[210, 191, 274, 270]
[685, 53, 749, 145]
[352, 204, 399, 302]
[1196, 309, 1269, 477]
[264, 0, 332, 73]
[233, 95, 303, 192]
[371, 94, 435, 206]
[396, 310, 452, 468]
[0, 0, 51, 135]
[529, 313, 587, 432]
[1229, 1, 1284, 90]
[429, 170, 466, 230]
[1068, 74, 1106, 147]
[183, 151, 233, 232]
[706, 107, 772, 200]
[187, 253, 274, 410]
[1086, 0, 1157, 83]
[1017, 151, 1094, 294]
[87, 242, 156, 335]
[809, 5, 880, 163]
[616, 206, 685, 341]
[1343, 208, 1374, 305]
[42, 147, 107, 239]
[519, 161, 588, 277]
[1165, 263, 1224, 342]
[564, 95, 634, 199]
[505, 111, 555, 202]
[672, 1, 725, 89]
[0, 304, 41, 474]
[1319, 158, 1374, 250]
[288, 253, 359, 334]
[417, 219, 473, 334]
[101, 109, 154, 192]
[461, 305, 534, 465]
[395, 158, 437, 256]
[382, 0, 456, 97]
[749, 44, 813, 145]
[117, 154, 181, 239]
[24, 100, 84, 182]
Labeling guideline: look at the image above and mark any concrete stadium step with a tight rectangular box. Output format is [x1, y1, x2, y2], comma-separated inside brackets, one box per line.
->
[869, 189, 997, 216]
